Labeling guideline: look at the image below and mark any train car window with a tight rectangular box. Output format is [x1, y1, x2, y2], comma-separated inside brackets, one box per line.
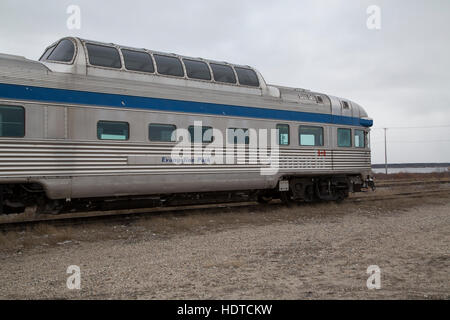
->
[210, 63, 236, 84]
[97, 121, 129, 140]
[46, 39, 75, 62]
[342, 101, 350, 109]
[276, 124, 290, 145]
[0, 106, 25, 137]
[122, 49, 154, 73]
[354, 129, 365, 148]
[235, 67, 259, 87]
[149, 124, 176, 142]
[154, 54, 184, 77]
[227, 128, 249, 144]
[299, 126, 323, 146]
[337, 128, 352, 147]
[316, 96, 324, 104]
[188, 125, 213, 143]
[183, 59, 211, 80]
[39, 46, 56, 61]
[86, 44, 122, 69]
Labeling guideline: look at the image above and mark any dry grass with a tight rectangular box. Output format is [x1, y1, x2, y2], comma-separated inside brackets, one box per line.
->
[1, 186, 449, 254]
[0, 224, 75, 252]
[204, 259, 245, 269]
[134, 195, 434, 237]
[374, 171, 450, 181]
[0, 232, 18, 250]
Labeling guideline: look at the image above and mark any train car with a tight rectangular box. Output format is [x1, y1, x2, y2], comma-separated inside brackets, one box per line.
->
[0, 37, 374, 214]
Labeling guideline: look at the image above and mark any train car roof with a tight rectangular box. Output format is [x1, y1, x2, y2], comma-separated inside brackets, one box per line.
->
[40, 37, 264, 84]
[2, 37, 372, 126]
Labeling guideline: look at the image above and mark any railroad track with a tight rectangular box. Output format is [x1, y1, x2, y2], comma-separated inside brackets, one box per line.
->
[1, 184, 449, 230]
[349, 188, 450, 202]
[0, 200, 261, 231]
[375, 178, 450, 188]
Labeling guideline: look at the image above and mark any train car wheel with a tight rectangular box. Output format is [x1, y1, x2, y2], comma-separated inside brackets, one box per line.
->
[280, 192, 294, 206]
[257, 195, 272, 204]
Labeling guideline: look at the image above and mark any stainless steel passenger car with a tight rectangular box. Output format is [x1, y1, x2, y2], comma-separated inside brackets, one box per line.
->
[0, 37, 373, 214]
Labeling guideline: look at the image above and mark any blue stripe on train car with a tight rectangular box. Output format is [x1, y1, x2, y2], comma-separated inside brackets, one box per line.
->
[0, 83, 373, 127]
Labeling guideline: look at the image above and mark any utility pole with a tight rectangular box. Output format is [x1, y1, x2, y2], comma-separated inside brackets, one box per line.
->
[384, 128, 388, 174]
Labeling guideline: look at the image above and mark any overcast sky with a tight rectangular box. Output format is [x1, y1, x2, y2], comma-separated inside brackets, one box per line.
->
[1, 0, 449, 164]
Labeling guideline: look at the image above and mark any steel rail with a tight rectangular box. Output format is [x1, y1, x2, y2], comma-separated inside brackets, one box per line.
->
[1, 187, 449, 230]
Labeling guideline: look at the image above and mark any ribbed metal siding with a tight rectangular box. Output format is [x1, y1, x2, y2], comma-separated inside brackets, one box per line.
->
[332, 150, 371, 170]
[0, 140, 370, 177]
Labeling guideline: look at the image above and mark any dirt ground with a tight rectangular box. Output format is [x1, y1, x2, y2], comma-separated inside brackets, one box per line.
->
[0, 189, 449, 299]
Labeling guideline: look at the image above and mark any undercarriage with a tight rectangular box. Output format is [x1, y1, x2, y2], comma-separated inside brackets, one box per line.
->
[0, 175, 374, 215]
